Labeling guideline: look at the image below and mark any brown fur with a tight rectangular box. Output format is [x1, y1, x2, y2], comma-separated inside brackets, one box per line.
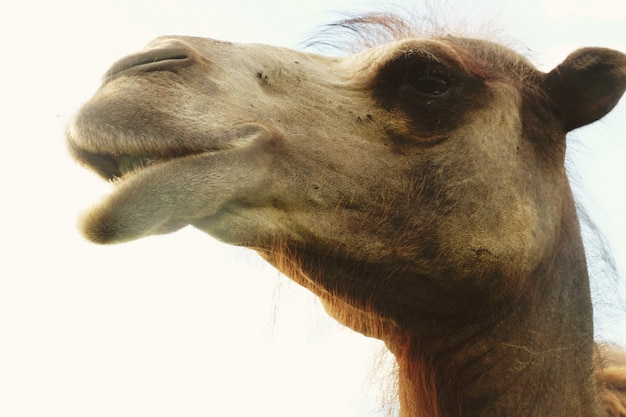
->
[68, 12, 626, 417]
[597, 345, 626, 417]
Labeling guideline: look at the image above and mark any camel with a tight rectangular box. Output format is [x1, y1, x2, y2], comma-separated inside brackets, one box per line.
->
[67, 13, 626, 417]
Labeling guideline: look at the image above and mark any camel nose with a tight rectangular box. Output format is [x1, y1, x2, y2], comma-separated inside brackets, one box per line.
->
[104, 43, 194, 82]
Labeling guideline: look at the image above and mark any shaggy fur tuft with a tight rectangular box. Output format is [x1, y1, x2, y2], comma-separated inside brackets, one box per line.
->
[597, 345, 626, 416]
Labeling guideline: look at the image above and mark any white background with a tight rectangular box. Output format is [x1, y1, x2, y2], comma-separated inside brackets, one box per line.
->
[1, 0, 625, 416]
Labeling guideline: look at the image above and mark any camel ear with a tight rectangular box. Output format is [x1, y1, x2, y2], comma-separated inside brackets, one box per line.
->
[544, 47, 626, 132]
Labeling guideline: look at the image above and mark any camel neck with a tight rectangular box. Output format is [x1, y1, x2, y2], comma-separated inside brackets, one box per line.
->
[392, 316, 600, 417]
[389, 215, 602, 417]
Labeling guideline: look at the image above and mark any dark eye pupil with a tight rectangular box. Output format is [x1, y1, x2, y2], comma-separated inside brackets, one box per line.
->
[414, 76, 449, 95]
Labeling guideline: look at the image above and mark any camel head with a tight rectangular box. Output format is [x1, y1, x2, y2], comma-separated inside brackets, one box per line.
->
[68, 34, 626, 341]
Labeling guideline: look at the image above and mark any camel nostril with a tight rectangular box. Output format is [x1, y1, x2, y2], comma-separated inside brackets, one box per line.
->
[104, 46, 194, 82]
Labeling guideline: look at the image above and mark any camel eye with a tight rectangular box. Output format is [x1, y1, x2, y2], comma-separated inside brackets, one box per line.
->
[413, 75, 450, 96]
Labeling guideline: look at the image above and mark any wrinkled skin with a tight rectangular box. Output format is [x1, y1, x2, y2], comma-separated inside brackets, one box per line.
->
[68, 33, 626, 417]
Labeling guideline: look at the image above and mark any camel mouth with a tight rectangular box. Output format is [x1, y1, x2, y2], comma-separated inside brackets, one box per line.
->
[67, 122, 273, 244]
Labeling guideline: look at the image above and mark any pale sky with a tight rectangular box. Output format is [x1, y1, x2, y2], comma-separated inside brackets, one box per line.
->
[1, 1, 625, 416]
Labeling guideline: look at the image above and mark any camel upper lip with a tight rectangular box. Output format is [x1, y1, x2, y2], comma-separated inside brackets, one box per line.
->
[67, 123, 269, 180]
